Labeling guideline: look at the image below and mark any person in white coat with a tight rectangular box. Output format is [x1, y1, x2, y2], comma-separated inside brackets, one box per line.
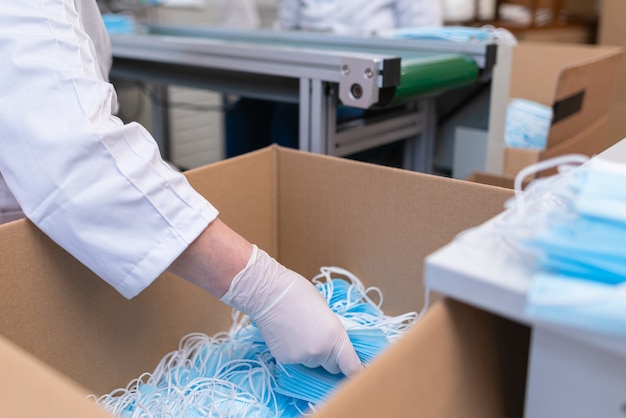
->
[275, 0, 443, 36]
[0, 0, 361, 378]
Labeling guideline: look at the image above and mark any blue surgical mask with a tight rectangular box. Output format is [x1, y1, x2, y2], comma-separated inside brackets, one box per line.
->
[505, 98, 553, 150]
[383, 25, 517, 45]
[529, 215, 626, 285]
[574, 159, 626, 223]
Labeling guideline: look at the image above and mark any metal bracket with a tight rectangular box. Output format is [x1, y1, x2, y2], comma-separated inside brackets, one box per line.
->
[338, 57, 383, 109]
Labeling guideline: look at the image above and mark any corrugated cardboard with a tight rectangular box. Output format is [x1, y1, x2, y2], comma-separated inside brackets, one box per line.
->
[598, 0, 626, 148]
[503, 41, 623, 177]
[605, 100, 626, 148]
[466, 171, 515, 189]
[315, 298, 530, 418]
[0, 146, 519, 417]
[0, 336, 113, 417]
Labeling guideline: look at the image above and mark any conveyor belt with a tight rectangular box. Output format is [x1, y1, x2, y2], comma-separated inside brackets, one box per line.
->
[109, 24, 499, 169]
[389, 53, 478, 105]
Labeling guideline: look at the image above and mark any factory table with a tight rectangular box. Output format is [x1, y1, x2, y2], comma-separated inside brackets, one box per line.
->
[424, 138, 626, 417]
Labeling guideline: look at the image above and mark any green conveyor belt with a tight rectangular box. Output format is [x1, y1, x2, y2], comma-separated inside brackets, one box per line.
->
[393, 53, 479, 104]
[146, 26, 480, 105]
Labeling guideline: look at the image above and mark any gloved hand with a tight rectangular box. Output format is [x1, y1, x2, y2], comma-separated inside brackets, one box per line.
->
[221, 245, 362, 376]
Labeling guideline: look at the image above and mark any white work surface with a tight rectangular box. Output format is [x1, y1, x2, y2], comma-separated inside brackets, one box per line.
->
[424, 138, 626, 418]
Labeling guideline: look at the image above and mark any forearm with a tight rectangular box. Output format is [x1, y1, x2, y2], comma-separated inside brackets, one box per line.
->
[167, 218, 253, 299]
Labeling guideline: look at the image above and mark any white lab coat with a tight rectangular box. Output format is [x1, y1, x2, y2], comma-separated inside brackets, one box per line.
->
[276, 0, 444, 36]
[215, 0, 261, 29]
[0, 1, 219, 299]
[0, 0, 115, 225]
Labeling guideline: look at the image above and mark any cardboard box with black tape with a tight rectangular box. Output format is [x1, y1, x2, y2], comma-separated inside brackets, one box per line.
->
[503, 41, 623, 178]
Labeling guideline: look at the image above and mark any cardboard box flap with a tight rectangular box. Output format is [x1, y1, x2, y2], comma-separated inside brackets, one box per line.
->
[543, 114, 610, 161]
[509, 43, 622, 107]
[315, 298, 516, 418]
[548, 49, 623, 148]
[0, 335, 113, 417]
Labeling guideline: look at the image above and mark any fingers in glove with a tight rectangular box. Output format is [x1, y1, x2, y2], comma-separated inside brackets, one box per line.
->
[335, 337, 363, 377]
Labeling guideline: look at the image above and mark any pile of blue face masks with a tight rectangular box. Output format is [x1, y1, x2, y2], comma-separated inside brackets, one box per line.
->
[92, 267, 418, 417]
[519, 158, 626, 335]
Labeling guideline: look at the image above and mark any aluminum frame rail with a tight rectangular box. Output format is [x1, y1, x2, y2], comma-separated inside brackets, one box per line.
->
[111, 29, 402, 110]
[141, 24, 497, 74]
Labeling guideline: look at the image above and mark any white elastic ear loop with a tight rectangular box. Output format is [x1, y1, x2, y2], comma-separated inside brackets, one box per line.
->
[514, 153, 590, 203]
[481, 24, 518, 45]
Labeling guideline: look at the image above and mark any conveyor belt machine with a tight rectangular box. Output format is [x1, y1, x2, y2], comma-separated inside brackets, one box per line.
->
[110, 25, 511, 173]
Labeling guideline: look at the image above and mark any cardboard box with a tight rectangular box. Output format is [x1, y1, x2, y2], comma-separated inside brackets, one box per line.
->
[0, 146, 521, 417]
[503, 41, 623, 177]
[598, 0, 626, 148]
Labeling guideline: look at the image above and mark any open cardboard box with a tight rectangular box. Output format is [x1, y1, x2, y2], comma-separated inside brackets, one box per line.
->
[503, 41, 623, 178]
[0, 146, 525, 417]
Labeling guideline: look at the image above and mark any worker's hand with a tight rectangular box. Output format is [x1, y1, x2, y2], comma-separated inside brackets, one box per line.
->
[221, 245, 362, 376]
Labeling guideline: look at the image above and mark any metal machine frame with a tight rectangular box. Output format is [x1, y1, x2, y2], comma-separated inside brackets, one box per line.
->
[110, 25, 510, 173]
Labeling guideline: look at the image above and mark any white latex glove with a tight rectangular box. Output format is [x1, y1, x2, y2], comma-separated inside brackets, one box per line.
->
[221, 245, 362, 376]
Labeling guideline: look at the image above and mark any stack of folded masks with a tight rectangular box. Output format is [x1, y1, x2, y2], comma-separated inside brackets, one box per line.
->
[519, 158, 626, 336]
[92, 266, 418, 417]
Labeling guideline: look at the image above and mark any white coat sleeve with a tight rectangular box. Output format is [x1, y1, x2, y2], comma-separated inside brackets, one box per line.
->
[395, 0, 444, 29]
[0, 1, 219, 299]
